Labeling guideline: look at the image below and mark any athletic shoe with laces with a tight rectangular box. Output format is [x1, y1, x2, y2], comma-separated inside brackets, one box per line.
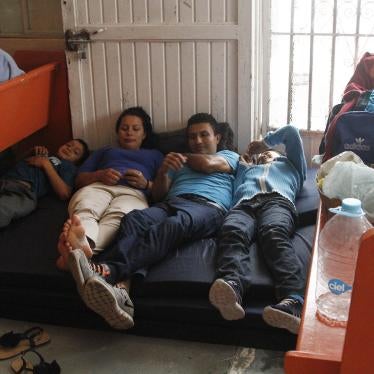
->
[262, 295, 304, 334]
[83, 276, 134, 330]
[209, 278, 245, 320]
[68, 249, 111, 297]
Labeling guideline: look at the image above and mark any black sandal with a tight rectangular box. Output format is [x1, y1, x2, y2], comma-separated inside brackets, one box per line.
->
[10, 349, 60, 374]
[0, 327, 50, 360]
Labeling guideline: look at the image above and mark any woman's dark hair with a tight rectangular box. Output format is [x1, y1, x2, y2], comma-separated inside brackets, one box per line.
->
[186, 113, 219, 134]
[115, 106, 155, 148]
[217, 122, 236, 151]
[75, 138, 90, 164]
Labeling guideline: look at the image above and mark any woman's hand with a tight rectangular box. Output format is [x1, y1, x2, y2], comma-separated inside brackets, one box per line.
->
[96, 168, 122, 185]
[123, 169, 148, 189]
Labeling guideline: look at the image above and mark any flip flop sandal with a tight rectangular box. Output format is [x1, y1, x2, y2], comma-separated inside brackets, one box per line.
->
[0, 327, 50, 360]
[10, 349, 60, 373]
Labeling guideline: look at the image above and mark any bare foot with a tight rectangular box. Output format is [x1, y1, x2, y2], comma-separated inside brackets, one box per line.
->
[57, 229, 73, 270]
[66, 214, 93, 259]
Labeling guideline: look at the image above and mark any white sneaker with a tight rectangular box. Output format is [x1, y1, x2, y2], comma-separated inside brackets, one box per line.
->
[83, 276, 134, 330]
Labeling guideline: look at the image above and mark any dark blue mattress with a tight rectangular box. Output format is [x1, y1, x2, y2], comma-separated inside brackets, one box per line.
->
[0, 169, 319, 350]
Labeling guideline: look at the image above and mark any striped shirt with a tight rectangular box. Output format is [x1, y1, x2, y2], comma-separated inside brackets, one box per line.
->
[233, 125, 307, 208]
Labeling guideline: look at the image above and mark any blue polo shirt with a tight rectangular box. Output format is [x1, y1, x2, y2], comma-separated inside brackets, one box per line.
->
[166, 150, 239, 211]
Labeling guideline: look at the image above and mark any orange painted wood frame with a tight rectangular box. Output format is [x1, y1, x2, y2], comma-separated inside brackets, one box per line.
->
[12, 51, 73, 156]
[0, 62, 57, 152]
[285, 203, 374, 373]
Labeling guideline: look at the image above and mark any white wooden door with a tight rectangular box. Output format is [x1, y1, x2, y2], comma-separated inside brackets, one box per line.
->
[61, 0, 252, 151]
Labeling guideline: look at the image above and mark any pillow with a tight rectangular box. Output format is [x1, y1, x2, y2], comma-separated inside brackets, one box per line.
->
[155, 129, 189, 155]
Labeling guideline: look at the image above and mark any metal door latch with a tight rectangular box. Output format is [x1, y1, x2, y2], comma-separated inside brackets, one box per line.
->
[65, 28, 105, 59]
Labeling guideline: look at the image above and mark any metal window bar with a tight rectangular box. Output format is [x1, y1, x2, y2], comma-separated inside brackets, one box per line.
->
[270, 0, 369, 131]
[329, 0, 338, 112]
[307, 0, 316, 130]
[286, 0, 295, 123]
[354, 0, 362, 64]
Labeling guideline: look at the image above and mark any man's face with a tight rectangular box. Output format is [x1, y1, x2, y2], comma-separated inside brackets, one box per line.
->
[187, 122, 221, 154]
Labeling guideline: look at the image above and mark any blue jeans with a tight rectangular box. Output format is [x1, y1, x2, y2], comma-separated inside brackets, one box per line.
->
[0, 179, 37, 228]
[215, 194, 305, 300]
[100, 196, 225, 283]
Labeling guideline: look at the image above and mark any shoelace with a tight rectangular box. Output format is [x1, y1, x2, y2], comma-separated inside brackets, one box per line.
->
[113, 284, 134, 310]
[226, 280, 242, 304]
[278, 298, 302, 317]
[90, 262, 110, 277]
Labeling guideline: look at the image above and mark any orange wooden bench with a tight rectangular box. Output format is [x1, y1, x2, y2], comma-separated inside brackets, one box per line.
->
[0, 62, 57, 152]
[285, 203, 374, 373]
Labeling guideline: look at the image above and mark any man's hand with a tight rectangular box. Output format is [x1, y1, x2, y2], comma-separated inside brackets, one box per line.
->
[247, 140, 268, 156]
[158, 152, 187, 176]
[239, 153, 255, 166]
[96, 168, 122, 185]
[123, 169, 148, 189]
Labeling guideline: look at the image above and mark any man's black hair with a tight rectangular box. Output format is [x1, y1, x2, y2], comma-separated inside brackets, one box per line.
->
[186, 113, 219, 134]
[75, 138, 90, 164]
[115, 106, 155, 148]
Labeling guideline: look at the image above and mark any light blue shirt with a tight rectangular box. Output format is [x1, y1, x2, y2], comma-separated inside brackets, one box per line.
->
[234, 125, 307, 208]
[0, 49, 24, 83]
[167, 150, 239, 211]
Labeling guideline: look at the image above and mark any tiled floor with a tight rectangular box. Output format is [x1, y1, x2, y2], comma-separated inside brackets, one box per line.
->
[0, 318, 285, 373]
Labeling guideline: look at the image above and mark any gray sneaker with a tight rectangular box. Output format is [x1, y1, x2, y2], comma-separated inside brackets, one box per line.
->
[83, 276, 134, 330]
[209, 278, 245, 320]
[68, 249, 111, 297]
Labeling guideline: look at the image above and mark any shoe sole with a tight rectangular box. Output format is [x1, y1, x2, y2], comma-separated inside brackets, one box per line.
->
[262, 305, 300, 334]
[68, 249, 90, 297]
[84, 277, 134, 330]
[209, 279, 245, 320]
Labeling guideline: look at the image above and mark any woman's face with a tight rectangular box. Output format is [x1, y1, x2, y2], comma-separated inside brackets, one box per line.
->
[117, 115, 146, 150]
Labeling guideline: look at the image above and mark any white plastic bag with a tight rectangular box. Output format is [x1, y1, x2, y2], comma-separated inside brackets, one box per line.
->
[322, 160, 374, 223]
[317, 151, 364, 181]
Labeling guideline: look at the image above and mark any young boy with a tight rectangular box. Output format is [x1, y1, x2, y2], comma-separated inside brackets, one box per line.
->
[0, 139, 89, 228]
[209, 125, 307, 334]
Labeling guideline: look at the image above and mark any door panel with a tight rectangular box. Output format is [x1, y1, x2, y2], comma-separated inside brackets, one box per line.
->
[62, 0, 251, 150]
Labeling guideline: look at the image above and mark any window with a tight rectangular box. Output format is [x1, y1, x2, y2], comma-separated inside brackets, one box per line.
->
[263, 0, 374, 131]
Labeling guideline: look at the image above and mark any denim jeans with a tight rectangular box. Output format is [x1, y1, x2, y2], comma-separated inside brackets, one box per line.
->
[0, 179, 37, 228]
[215, 194, 305, 300]
[100, 196, 225, 283]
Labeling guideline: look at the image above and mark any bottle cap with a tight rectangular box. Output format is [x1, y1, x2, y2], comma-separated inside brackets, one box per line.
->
[329, 198, 365, 217]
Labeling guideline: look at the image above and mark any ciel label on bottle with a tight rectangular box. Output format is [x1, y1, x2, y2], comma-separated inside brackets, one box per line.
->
[328, 278, 352, 295]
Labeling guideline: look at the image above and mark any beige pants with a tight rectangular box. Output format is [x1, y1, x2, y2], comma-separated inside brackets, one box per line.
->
[68, 182, 148, 253]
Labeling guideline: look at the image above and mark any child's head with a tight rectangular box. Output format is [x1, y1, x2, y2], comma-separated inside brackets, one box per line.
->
[57, 139, 89, 164]
[257, 150, 281, 165]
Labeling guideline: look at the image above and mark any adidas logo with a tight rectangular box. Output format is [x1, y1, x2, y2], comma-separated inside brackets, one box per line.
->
[344, 137, 370, 152]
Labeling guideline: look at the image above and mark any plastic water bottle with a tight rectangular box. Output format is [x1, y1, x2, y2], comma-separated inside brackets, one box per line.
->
[316, 198, 372, 327]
